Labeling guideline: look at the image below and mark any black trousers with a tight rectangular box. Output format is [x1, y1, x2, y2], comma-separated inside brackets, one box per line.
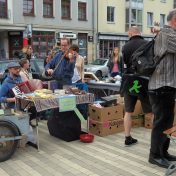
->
[149, 87, 176, 158]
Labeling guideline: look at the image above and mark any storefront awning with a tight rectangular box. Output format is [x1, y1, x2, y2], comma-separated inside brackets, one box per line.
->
[98, 34, 129, 41]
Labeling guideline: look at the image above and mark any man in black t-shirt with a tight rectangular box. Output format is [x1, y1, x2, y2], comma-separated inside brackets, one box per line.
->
[122, 26, 152, 146]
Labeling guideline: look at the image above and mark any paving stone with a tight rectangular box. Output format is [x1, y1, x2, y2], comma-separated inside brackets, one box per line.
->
[0, 121, 175, 176]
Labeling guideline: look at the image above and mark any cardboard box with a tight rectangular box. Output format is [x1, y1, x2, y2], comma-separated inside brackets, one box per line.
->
[145, 114, 154, 129]
[132, 100, 143, 116]
[88, 104, 124, 122]
[89, 118, 124, 137]
[173, 104, 176, 125]
[132, 114, 144, 128]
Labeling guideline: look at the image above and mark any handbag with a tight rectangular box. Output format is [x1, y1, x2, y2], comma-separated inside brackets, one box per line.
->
[42, 52, 66, 79]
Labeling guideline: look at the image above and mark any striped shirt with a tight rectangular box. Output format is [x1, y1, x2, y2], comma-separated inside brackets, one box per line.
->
[148, 25, 176, 90]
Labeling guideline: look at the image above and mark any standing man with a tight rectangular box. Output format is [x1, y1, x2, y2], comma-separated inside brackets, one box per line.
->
[45, 38, 75, 88]
[122, 26, 152, 146]
[0, 62, 22, 108]
[148, 9, 176, 168]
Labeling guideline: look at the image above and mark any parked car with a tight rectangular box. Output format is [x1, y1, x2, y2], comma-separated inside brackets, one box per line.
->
[84, 58, 109, 78]
[30, 59, 44, 80]
[0, 59, 45, 83]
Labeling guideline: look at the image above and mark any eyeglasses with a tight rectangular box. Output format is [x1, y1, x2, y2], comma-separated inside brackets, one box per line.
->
[12, 67, 21, 70]
[61, 44, 68, 47]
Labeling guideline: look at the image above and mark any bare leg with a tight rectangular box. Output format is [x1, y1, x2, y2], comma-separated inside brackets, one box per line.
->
[124, 112, 132, 136]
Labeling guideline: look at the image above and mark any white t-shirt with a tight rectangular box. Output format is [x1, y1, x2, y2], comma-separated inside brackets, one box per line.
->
[72, 67, 81, 83]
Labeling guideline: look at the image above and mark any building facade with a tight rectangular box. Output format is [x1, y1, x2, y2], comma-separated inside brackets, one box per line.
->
[97, 0, 173, 58]
[0, 0, 95, 62]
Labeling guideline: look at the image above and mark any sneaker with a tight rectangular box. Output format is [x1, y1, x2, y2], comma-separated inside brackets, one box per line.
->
[125, 136, 138, 146]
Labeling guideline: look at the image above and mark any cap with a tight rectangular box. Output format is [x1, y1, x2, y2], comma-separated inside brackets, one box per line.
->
[7, 62, 21, 69]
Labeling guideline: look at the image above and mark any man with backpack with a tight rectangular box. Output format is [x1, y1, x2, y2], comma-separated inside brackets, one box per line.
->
[122, 26, 152, 146]
[148, 9, 176, 168]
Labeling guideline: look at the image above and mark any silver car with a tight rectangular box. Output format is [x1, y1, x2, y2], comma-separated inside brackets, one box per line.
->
[84, 58, 109, 78]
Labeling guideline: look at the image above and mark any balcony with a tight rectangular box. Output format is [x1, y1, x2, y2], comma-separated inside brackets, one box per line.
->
[126, 0, 144, 10]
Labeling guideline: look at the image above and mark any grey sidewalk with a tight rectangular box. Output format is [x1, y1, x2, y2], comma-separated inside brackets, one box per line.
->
[0, 121, 175, 176]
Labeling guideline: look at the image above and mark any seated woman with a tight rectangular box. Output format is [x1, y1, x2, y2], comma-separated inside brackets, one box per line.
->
[19, 58, 32, 82]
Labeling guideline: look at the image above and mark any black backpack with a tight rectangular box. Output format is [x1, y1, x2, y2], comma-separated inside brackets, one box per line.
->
[131, 36, 157, 77]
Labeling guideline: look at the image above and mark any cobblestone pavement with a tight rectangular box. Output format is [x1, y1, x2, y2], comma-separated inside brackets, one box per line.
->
[0, 121, 176, 176]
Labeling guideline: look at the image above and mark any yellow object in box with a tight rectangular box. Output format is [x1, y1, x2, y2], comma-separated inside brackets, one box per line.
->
[89, 118, 124, 137]
[34, 89, 53, 98]
[88, 104, 124, 122]
[34, 89, 52, 94]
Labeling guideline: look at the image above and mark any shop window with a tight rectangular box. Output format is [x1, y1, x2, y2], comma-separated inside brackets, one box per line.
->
[32, 31, 55, 58]
[61, 0, 71, 19]
[43, 0, 53, 18]
[0, 0, 8, 19]
[23, 0, 34, 16]
[78, 2, 87, 21]
[78, 33, 87, 62]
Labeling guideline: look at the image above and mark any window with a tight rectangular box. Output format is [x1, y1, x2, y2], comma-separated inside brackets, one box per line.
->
[32, 31, 55, 58]
[107, 6, 115, 22]
[61, 0, 71, 19]
[160, 14, 165, 28]
[125, 8, 143, 32]
[131, 9, 136, 23]
[160, 0, 166, 3]
[23, 0, 34, 16]
[132, 0, 143, 2]
[0, 0, 8, 19]
[43, 0, 53, 17]
[147, 12, 153, 26]
[78, 2, 87, 21]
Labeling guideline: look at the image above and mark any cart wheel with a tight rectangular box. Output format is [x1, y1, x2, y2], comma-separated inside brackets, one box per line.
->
[0, 120, 19, 162]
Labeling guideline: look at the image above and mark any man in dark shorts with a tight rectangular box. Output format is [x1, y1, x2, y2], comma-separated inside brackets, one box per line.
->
[122, 26, 152, 146]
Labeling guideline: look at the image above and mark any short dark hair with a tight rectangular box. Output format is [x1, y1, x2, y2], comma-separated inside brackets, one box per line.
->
[167, 9, 176, 21]
[61, 38, 70, 45]
[69, 44, 79, 53]
[19, 58, 28, 67]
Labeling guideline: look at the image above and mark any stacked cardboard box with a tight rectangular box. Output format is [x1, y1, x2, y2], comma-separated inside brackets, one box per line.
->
[131, 101, 144, 128]
[89, 104, 124, 137]
[144, 113, 154, 129]
[173, 104, 176, 125]
[132, 114, 145, 128]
